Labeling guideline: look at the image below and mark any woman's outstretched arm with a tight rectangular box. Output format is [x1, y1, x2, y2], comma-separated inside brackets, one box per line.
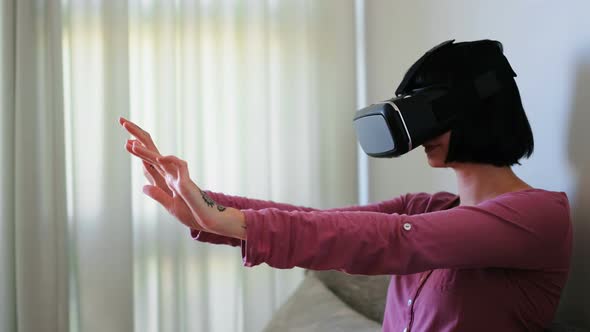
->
[132, 146, 570, 276]
[190, 191, 409, 247]
[238, 190, 571, 275]
[120, 117, 409, 247]
[143, 147, 571, 275]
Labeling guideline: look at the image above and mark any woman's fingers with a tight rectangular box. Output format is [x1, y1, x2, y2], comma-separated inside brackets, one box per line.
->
[143, 160, 172, 196]
[120, 118, 170, 179]
[119, 117, 161, 153]
[126, 140, 169, 182]
[131, 143, 161, 165]
[125, 140, 150, 161]
[125, 140, 160, 168]
[143, 159, 162, 180]
[142, 166, 155, 186]
[157, 155, 180, 163]
[125, 139, 161, 164]
[142, 185, 182, 216]
[126, 146, 157, 167]
[143, 185, 173, 208]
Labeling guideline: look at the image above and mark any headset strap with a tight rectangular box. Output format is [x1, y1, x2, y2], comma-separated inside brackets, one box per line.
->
[395, 39, 455, 96]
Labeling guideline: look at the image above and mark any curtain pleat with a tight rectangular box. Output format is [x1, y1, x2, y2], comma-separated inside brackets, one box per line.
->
[1, 0, 69, 332]
[63, 0, 134, 331]
[0, 1, 17, 331]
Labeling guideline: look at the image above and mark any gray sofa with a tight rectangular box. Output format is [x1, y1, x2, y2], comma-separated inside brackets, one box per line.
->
[263, 270, 587, 332]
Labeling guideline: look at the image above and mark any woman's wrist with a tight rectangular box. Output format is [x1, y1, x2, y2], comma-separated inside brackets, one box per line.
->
[178, 180, 246, 239]
[215, 208, 247, 240]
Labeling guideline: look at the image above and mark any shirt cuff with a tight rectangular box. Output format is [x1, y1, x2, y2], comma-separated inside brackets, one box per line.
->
[190, 228, 242, 247]
[241, 209, 274, 267]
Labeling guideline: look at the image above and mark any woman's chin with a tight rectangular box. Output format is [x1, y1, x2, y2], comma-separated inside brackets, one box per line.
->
[428, 161, 444, 168]
[426, 155, 447, 168]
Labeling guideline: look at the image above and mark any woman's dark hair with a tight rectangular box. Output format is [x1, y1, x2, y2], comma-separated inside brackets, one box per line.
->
[408, 40, 534, 167]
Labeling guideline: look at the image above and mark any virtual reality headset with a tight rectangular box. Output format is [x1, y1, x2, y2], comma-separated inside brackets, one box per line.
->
[353, 39, 514, 158]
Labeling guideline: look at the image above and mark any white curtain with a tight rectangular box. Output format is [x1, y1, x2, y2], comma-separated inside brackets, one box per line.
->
[2, 0, 358, 331]
[1, 1, 69, 332]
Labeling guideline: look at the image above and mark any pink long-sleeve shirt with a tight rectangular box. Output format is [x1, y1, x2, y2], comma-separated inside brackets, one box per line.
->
[191, 189, 572, 332]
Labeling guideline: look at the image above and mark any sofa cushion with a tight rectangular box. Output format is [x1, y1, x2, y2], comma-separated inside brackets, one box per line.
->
[311, 270, 390, 323]
[263, 274, 382, 332]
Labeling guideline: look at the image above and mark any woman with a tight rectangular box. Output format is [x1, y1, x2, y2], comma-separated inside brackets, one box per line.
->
[120, 40, 572, 331]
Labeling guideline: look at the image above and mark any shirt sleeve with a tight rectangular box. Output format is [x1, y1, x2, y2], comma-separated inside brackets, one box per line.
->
[240, 191, 572, 275]
[205, 190, 408, 213]
[191, 191, 408, 247]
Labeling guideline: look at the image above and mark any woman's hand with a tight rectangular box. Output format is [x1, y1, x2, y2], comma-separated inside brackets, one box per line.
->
[156, 153, 246, 239]
[119, 117, 204, 230]
[155, 154, 221, 232]
[120, 117, 247, 239]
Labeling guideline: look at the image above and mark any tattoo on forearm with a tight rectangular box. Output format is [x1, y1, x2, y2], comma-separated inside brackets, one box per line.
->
[200, 189, 215, 207]
[200, 189, 227, 212]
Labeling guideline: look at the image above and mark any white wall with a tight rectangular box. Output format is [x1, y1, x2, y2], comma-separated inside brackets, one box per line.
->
[363, 0, 590, 327]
